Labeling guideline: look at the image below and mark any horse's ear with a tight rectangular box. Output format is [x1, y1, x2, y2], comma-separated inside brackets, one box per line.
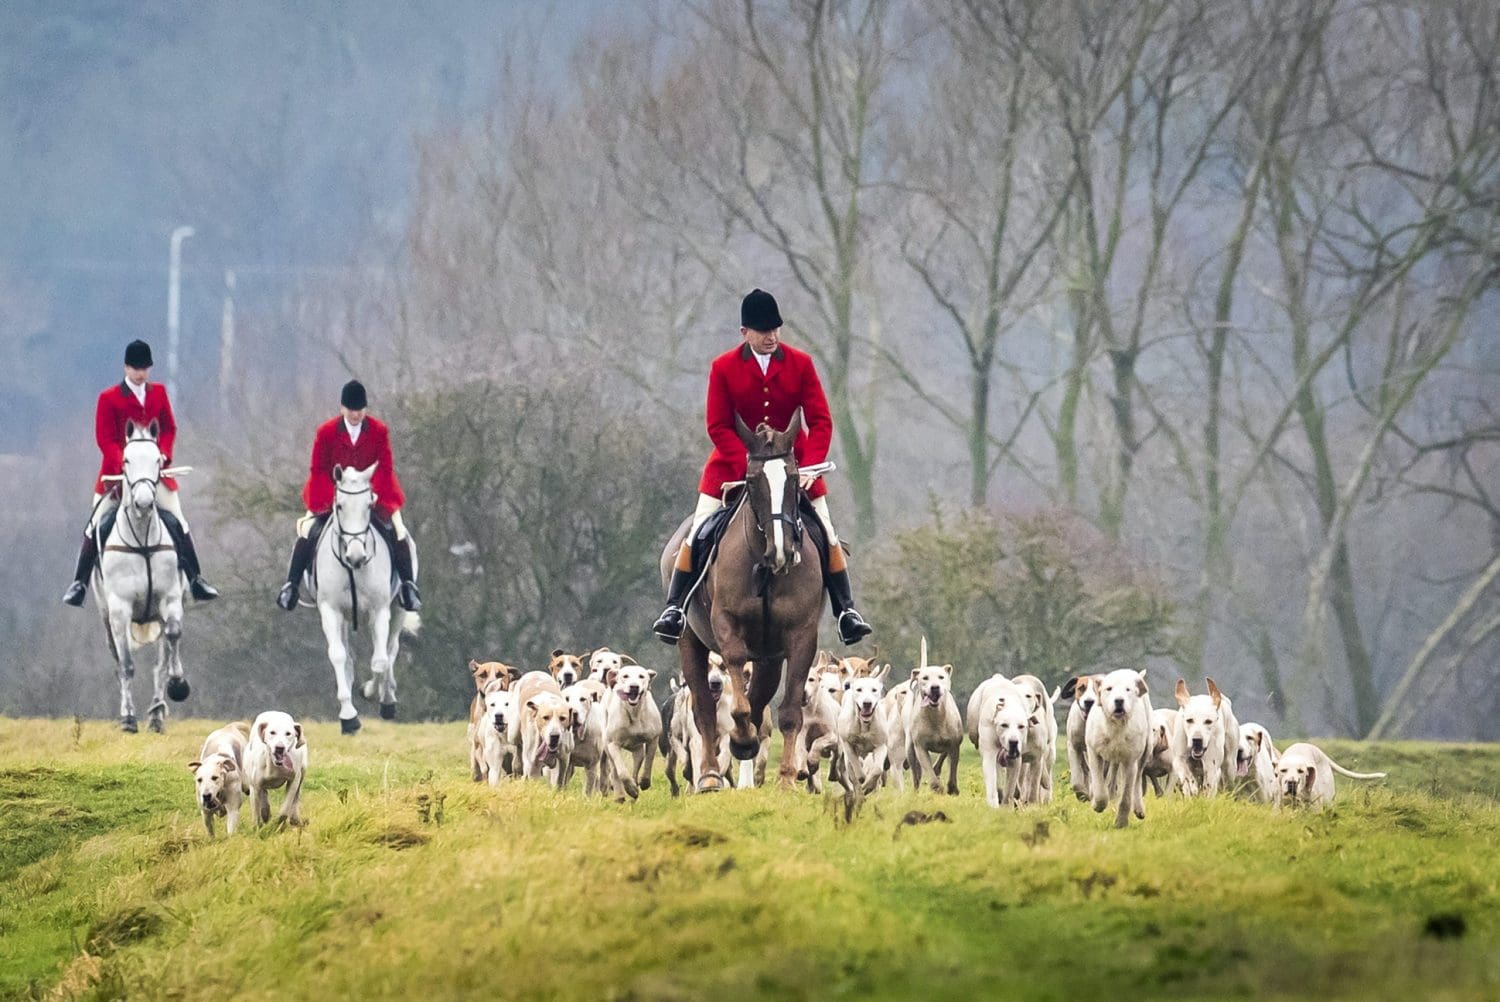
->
[147, 419, 160, 440]
[332, 463, 344, 483]
[125, 419, 137, 440]
[734, 413, 756, 450]
[775, 407, 803, 450]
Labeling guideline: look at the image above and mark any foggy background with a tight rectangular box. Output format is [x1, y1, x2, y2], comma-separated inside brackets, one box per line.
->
[1, 0, 1495, 741]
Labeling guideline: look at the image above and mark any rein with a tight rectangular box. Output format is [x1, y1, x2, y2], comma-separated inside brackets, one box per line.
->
[102, 436, 172, 622]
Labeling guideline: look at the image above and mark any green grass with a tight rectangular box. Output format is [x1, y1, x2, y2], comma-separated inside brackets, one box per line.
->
[2, 718, 1498, 1001]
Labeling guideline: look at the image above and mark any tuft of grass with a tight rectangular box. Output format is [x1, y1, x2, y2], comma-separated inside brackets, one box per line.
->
[1, 717, 1498, 1001]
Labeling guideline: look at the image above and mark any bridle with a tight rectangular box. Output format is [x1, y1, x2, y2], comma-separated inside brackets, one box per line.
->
[116, 434, 165, 547]
[740, 449, 803, 573]
[332, 483, 376, 570]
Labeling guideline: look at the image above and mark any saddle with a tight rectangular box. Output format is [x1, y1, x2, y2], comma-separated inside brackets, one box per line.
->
[691, 488, 831, 581]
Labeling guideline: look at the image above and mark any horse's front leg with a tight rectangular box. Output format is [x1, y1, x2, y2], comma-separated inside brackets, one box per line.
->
[679, 630, 723, 791]
[776, 635, 819, 788]
[162, 599, 188, 704]
[369, 605, 397, 720]
[107, 600, 137, 732]
[317, 605, 356, 725]
[148, 638, 169, 733]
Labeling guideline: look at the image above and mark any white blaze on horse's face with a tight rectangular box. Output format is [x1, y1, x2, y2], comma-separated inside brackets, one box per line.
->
[122, 437, 162, 513]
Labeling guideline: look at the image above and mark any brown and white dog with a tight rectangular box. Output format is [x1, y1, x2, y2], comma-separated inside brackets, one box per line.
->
[547, 649, 586, 688]
[244, 711, 308, 827]
[1062, 674, 1103, 801]
[188, 721, 250, 836]
[1274, 741, 1386, 809]
[1084, 669, 1152, 828]
[1143, 707, 1179, 796]
[468, 660, 517, 781]
[521, 689, 574, 789]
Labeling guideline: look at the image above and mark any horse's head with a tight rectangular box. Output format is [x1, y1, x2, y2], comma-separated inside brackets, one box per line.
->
[121, 419, 164, 514]
[735, 408, 803, 574]
[332, 462, 378, 567]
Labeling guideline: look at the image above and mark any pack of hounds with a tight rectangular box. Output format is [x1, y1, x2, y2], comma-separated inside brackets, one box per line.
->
[187, 641, 1387, 835]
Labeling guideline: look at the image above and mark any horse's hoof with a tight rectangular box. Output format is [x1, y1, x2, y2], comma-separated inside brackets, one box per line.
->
[121, 716, 137, 734]
[379, 702, 397, 720]
[148, 715, 165, 734]
[696, 773, 723, 793]
[340, 716, 361, 735]
[166, 677, 190, 702]
[729, 737, 760, 761]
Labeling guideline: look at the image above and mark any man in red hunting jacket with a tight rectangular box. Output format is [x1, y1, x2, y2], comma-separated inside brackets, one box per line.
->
[63, 339, 217, 605]
[652, 288, 872, 646]
[275, 380, 421, 612]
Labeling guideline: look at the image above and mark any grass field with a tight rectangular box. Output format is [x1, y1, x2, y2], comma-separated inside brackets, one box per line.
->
[2, 717, 1498, 1001]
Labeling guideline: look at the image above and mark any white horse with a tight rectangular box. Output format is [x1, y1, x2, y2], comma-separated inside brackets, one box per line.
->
[93, 420, 190, 733]
[301, 462, 419, 733]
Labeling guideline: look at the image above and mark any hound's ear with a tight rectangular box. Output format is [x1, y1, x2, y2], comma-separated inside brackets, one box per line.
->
[257, 720, 269, 743]
[469, 659, 483, 675]
[147, 418, 160, 440]
[942, 664, 954, 678]
[1029, 715, 1041, 727]
[221, 759, 238, 774]
[294, 723, 305, 748]
[506, 664, 523, 681]
[332, 463, 345, 483]
[909, 668, 920, 684]
[875, 662, 890, 682]
[1136, 672, 1148, 697]
[605, 668, 619, 688]
[1206, 677, 1223, 708]
[646, 669, 657, 682]
[1174, 678, 1190, 707]
[1060, 676, 1079, 701]
[844, 680, 852, 691]
[619, 653, 639, 666]
[526, 698, 541, 712]
[551, 648, 565, 659]
[187, 760, 202, 772]
[1303, 766, 1315, 791]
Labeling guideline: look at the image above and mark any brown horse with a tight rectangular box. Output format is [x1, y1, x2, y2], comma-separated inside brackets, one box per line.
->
[658, 409, 824, 791]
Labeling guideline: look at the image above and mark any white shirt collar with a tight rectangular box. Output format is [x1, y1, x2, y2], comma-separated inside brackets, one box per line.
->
[126, 380, 147, 405]
[344, 417, 363, 444]
[753, 351, 771, 374]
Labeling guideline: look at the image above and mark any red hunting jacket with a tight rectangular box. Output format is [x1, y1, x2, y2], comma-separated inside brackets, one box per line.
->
[699, 342, 833, 501]
[302, 416, 407, 520]
[94, 381, 178, 494]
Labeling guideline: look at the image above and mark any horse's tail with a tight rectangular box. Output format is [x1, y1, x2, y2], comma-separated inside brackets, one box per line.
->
[401, 611, 422, 637]
[130, 621, 163, 646]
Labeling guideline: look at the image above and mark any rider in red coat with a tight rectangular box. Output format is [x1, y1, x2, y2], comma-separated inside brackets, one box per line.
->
[653, 289, 872, 646]
[63, 339, 217, 605]
[276, 380, 421, 612]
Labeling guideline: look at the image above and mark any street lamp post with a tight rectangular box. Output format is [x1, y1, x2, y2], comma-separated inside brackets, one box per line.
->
[167, 225, 195, 398]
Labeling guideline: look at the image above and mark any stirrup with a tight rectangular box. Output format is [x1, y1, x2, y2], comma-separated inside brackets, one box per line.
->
[653, 605, 686, 645]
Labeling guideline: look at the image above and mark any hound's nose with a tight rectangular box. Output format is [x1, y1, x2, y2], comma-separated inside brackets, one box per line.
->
[547, 733, 560, 749]
[1191, 738, 1205, 753]
[201, 793, 214, 807]
[1113, 699, 1125, 712]
[1007, 740, 1021, 756]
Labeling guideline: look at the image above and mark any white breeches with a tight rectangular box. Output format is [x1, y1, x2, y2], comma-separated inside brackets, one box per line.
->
[688, 492, 838, 545]
[298, 508, 406, 540]
[91, 487, 188, 532]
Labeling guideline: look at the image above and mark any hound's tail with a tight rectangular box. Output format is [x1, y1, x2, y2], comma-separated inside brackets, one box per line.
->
[919, 636, 928, 670]
[1327, 757, 1386, 781]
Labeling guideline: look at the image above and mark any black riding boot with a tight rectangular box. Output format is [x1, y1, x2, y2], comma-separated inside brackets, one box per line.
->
[826, 569, 873, 646]
[277, 535, 317, 611]
[390, 536, 422, 612]
[653, 566, 697, 645]
[158, 510, 218, 601]
[62, 534, 97, 606]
